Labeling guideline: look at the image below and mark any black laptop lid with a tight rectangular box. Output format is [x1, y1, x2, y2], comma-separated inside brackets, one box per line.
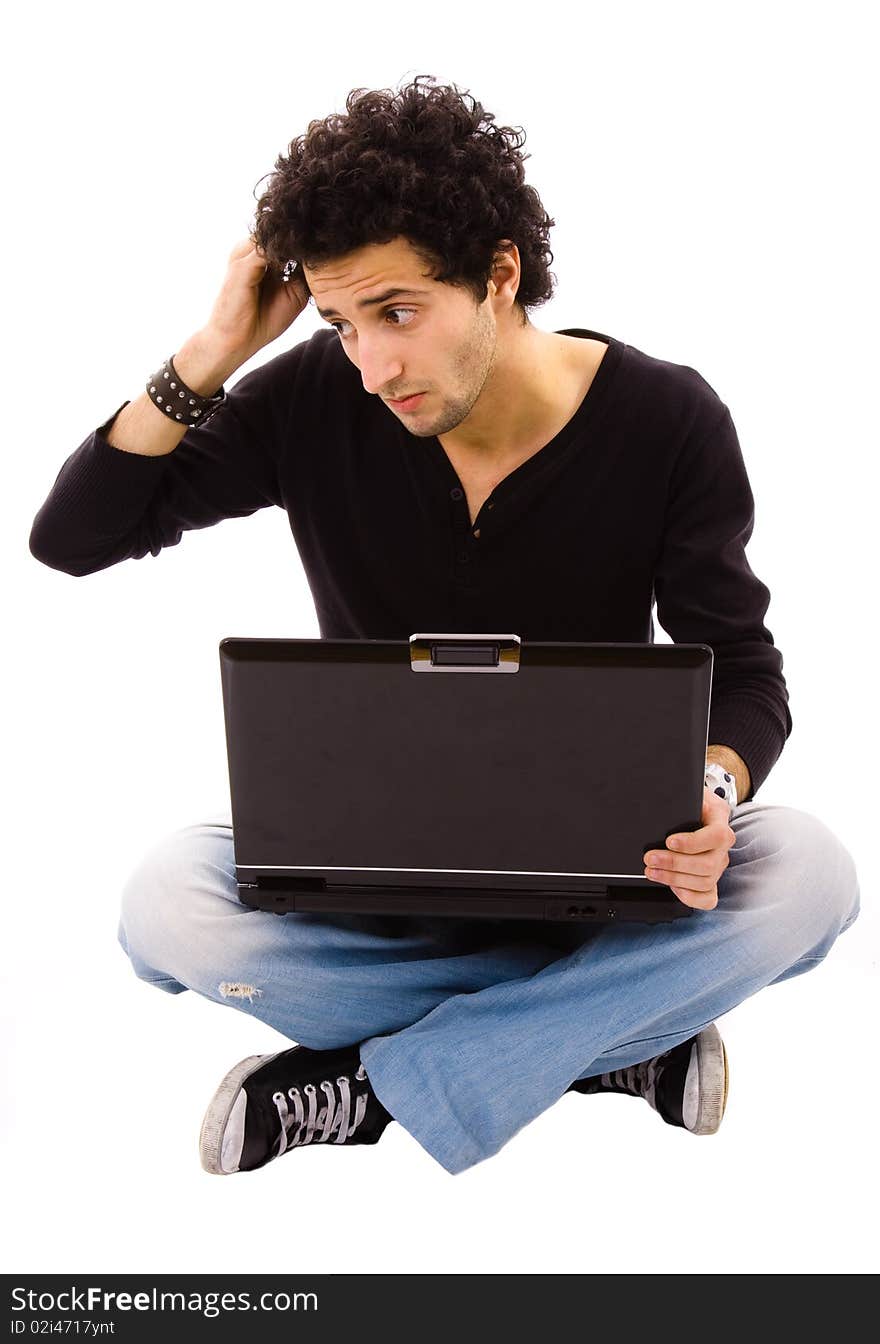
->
[219, 635, 713, 891]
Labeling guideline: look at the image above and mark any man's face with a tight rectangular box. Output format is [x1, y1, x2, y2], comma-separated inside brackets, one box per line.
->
[302, 236, 499, 438]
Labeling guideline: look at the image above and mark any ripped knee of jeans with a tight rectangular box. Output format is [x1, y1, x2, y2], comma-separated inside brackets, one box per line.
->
[218, 981, 263, 1003]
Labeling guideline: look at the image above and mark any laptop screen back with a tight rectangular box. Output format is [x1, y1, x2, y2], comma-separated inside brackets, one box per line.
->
[219, 638, 712, 884]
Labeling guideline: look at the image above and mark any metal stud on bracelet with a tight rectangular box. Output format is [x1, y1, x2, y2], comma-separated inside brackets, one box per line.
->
[145, 355, 227, 428]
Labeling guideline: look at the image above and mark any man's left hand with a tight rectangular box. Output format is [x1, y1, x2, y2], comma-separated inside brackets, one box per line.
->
[643, 786, 736, 910]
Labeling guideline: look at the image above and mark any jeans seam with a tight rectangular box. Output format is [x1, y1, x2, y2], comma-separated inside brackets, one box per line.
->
[609, 1018, 717, 1051]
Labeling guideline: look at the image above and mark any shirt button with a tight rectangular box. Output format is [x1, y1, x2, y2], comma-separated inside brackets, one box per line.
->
[450, 487, 463, 500]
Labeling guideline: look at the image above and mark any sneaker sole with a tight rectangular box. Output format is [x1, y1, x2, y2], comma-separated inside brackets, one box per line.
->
[686, 1024, 729, 1135]
[199, 1051, 286, 1175]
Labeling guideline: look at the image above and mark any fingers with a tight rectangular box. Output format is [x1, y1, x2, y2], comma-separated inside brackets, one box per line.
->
[230, 237, 260, 261]
[644, 852, 724, 909]
[645, 866, 716, 891]
[644, 868, 719, 908]
[671, 886, 719, 911]
[645, 846, 727, 880]
[645, 852, 717, 876]
[665, 823, 732, 855]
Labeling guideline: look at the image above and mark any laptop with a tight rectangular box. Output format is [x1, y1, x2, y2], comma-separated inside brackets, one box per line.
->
[218, 634, 714, 924]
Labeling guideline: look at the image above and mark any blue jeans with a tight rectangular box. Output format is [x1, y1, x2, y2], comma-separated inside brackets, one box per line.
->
[117, 800, 860, 1174]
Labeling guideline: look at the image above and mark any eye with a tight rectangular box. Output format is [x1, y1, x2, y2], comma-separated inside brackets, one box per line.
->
[329, 307, 417, 338]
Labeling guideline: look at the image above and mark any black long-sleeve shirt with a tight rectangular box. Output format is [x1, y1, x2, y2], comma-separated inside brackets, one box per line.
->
[28, 325, 792, 801]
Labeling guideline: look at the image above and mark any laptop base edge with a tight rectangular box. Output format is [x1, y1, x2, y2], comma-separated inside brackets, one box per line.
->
[236, 881, 692, 924]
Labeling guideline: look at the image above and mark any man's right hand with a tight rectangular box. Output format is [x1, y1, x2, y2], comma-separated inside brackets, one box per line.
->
[201, 237, 312, 364]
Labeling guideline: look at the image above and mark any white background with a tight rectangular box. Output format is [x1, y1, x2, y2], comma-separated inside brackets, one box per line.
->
[4, 0, 877, 1276]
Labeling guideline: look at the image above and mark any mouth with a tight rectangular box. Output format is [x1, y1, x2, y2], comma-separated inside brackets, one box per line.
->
[387, 392, 426, 411]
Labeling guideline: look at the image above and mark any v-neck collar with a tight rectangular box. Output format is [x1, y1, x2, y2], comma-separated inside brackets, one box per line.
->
[420, 328, 625, 510]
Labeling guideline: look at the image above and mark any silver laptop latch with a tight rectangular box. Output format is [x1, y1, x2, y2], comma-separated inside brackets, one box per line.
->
[409, 633, 521, 672]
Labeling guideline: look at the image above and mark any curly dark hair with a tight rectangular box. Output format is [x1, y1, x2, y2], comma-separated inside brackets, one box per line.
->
[249, 75, 557, 327]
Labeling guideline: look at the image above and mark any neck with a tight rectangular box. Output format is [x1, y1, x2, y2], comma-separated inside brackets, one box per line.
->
[438, 323, 570, 464]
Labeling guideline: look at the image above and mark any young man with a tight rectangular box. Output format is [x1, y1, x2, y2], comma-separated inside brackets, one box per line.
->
[30, 77, 860, 1176]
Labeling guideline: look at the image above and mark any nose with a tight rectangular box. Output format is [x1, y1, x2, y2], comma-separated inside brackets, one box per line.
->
[356, 339, 405, 398]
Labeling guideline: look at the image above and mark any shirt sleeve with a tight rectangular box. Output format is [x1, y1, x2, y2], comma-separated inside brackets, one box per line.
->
[28, 346, 297, 577]
[653, 404, 792, 801]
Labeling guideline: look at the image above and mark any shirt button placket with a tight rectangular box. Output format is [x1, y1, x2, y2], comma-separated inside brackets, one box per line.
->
[448, 486, 474, 587]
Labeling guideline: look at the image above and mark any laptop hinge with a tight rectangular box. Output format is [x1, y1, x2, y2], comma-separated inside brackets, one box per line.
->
[409, 632, 521, 671]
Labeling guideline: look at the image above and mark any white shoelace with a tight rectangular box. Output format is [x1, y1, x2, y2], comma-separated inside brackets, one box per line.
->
[272, 1063, 370, 1154]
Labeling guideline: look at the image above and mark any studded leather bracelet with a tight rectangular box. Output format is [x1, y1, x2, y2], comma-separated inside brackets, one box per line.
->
[145, 355, 227, 428]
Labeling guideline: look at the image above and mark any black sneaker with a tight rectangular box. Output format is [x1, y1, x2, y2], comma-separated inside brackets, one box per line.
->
[567, 1023, 729, 1135]
[199, 1043, 394, 1174]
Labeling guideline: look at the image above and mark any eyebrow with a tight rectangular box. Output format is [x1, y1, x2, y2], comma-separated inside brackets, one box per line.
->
[315, 287, 431, 320]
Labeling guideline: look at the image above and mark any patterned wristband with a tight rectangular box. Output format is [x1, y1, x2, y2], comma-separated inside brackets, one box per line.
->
[704, 761, 738, 817]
